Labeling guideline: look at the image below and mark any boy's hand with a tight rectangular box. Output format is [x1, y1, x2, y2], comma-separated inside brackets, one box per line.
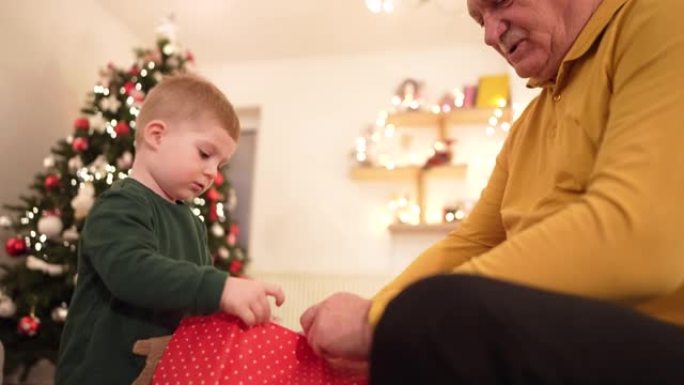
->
[219, 277, 285, 327]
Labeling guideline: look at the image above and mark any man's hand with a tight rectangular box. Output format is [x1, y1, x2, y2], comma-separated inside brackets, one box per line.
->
[300, 292, 373, 361]
[220, 277, 285, 326]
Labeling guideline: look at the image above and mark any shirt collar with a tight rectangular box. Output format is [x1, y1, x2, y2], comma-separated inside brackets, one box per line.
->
[527, 0, 630, 89]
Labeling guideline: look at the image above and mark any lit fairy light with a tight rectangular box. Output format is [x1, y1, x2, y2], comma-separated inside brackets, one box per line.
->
[106, 173, 114, 185]
[39, 234, 47, 243]
[126, 96, 134, 106]
[35, 243, 43, 251]
[147, 61, 156, 70]
[130, 107, 140, 116]
[162, 44, 175, 55]
[494, 108, 504, 118]
[488, 116, 498, 126]
[486, 126, 496, 136]
[70, 179, 78, 186]
[30, 231, 36, 237]
[386, 195, 420, 225]
[140, 69, 148, 77]
[32, 207, 38, 214]
[191, 208, 201, 216]
[384, 124, 396, 138]
[21, 218, 29, 225]
[501, 122, 512, 132]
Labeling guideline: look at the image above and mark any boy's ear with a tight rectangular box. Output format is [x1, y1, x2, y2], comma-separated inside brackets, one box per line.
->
[141, 120, 167, 150]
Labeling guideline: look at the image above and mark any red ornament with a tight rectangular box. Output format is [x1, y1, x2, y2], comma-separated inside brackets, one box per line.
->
[214, 173, 224, 187]
[45, 174, 61, 190]
[229, 260, 243, 274]
[230, 224, 240, 238]
[73, 117, 90, 131]
[132, 90, 146, 103]
[129, 65, 140, 76]
[227, 233, 237, 246]
[17, 315, 40, 336]
[123, 81, 136, 95]
[72, 137, 89, 152]
[205, 188, 220, 202]
[114, 121, 130, 136]
[5, 237, 27, 257]
[208, 203, 219, 222]
[185, 51, 195, 62]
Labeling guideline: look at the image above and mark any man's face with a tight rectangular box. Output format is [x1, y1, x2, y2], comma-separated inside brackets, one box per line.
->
[467, 0, 577, 81]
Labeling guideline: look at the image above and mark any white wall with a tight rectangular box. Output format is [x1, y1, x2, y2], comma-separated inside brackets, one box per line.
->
[0, 2, 140, 219]
[202, 45, 511, 277]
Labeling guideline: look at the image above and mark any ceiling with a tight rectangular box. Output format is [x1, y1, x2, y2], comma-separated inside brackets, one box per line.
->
[95, 0, 483, 64]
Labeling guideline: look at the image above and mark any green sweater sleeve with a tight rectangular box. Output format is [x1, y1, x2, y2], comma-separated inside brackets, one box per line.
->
[81, 189, 227, 313]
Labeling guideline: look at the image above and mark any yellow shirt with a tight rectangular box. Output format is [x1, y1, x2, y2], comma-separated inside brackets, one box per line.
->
[370, 0, 684, 326]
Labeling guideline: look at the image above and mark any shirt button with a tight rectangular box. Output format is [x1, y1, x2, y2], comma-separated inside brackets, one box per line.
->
[553, 94, 561, 102]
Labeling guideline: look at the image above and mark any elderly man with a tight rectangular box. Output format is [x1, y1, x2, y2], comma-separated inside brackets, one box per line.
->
[301, 0, 684, 383]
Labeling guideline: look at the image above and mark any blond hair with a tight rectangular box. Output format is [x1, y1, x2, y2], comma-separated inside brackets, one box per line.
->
[135, 74, 240, 142]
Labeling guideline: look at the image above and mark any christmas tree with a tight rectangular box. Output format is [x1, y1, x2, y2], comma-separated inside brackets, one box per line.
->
[0, 29, 248, 378]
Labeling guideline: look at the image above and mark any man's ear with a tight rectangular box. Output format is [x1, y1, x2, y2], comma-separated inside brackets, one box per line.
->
[140, 120, 167, 150]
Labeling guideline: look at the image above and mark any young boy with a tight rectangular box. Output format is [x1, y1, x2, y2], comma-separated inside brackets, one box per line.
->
[55, 74, 284, 385]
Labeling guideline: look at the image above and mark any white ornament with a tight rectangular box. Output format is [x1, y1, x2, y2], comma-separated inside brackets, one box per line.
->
[218, 247, 229, 260]
[0, 215, 12, 229]
[89, 155, 109, 175]
[211, 223, 225, 237]
[71, 183, 96, 220]
[26, 255, 67, 276]
[156, 14, 178, 43]
[62, 226, 80, 242]
[88, 113, 107, 133]
[117, 151, 134, 170]
[43, 156, 55, 169]
[227, 189, 238, 212]
[0, 294, 16, 318]
[68, 156, 83, 172]
[51, 304, 68, 322]
[37, 215, 63, 239]
[100, 95, 121, 113]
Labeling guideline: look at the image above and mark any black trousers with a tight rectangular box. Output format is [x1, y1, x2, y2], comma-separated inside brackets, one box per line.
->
[370, 275, 684, 385]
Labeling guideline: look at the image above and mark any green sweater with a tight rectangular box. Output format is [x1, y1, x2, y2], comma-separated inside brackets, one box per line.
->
[55, 178, 228, 385]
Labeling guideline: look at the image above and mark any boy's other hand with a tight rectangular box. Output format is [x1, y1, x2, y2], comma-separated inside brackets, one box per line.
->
[219, 277, 285, 327]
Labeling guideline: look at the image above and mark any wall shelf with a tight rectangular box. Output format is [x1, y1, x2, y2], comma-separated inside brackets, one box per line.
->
[351, 104, 512, 230]
[386, 107, 512, 128]
[349, 164, 468, 181]
[388, 222, 459, 234]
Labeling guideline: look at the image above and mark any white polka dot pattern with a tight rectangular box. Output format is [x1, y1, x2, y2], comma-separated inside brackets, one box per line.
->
[152, 313, 367, 385]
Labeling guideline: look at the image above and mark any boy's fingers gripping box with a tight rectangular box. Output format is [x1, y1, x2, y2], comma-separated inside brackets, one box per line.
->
[152, 313, 367, 385]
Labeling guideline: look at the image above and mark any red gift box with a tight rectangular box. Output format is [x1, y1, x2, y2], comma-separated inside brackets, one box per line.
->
[153, 313, 367, 385]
